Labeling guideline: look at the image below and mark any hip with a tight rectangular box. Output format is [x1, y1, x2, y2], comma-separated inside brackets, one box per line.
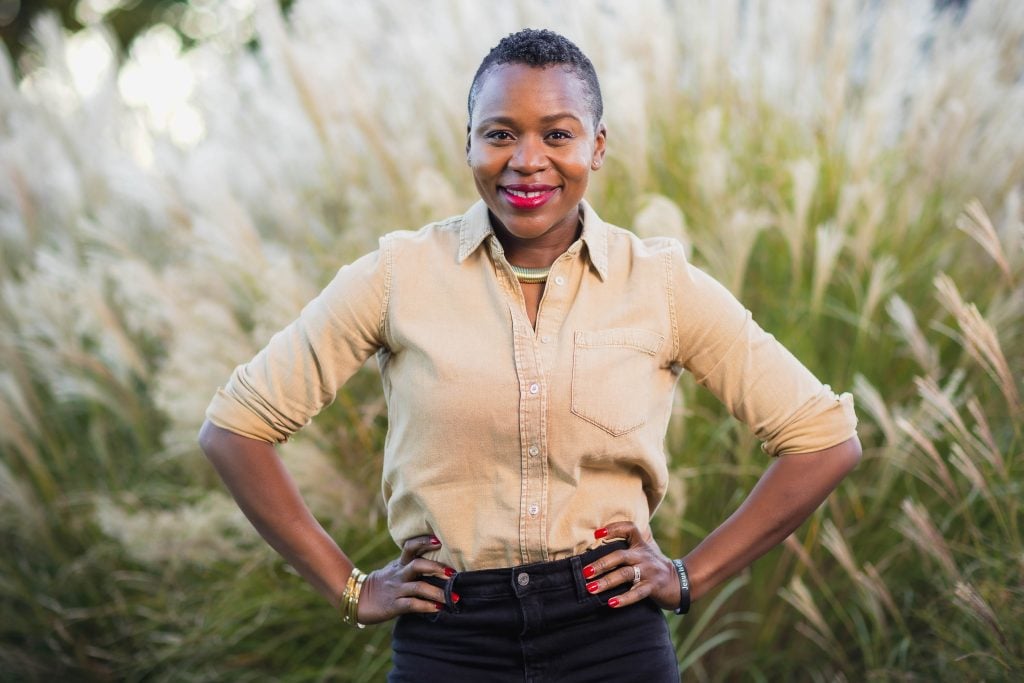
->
[389, 541, 680, 682]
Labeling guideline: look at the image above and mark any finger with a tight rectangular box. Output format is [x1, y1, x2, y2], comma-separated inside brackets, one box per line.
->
[396, 577, 447, 605]
[583, 558, 643, 596]
[581, 548, 630, 581]
[606, 582, 653, 609]
[399, 533, 443, 564]
[364, 572, 446, 610]
[357, 572, 452, 623]
[392, 595, 448, 615]
[594, 521, 643, 546]
[402, 556, 457, 581]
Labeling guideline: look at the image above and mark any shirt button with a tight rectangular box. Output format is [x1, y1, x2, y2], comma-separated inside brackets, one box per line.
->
[541, 335, 551, 344]
[528, 445, 539, 457]
[529, 383, 539, 394]
[517, 573, 530, 586]
[554, 276, 565, 286]
[528, 503, 539, 516]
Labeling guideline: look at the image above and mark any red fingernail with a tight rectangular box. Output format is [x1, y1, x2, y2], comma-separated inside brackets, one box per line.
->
[607, 597, 620, 608]
[434, 601, 443, 610]
[586, 581, 599, 593]
[594, 528, 609, 539]
[583, 565, 596, 579]
[451, 592, 460, 603]
[430, 535, 441, 545]
[444, 567, 456, 577]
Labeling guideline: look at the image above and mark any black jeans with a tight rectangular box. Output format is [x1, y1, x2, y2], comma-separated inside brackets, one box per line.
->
[389, 541, 680, 682]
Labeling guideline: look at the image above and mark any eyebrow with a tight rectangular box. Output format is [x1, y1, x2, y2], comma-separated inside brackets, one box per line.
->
[476, 112, 584, 128]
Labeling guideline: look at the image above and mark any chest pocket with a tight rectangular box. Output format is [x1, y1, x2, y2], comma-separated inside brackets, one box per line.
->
[571, 328, 665, 436]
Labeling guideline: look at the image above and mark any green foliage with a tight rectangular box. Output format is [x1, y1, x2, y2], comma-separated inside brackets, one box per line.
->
[1, 1, 1023, 681]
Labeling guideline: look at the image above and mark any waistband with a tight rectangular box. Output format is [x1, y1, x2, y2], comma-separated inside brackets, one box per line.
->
[426, 540, 629, 608]
[458, 541, 626, 589]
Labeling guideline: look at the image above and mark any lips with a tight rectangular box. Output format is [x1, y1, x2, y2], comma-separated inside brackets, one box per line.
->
[499, 184, 558, 210]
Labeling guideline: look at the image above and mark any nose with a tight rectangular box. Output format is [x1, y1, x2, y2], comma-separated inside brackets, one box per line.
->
[509, 135, 548, 175]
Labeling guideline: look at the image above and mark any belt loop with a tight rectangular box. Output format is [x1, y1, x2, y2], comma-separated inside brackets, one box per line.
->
[444, 575, 460, 614]
[570, 555, 588, 603]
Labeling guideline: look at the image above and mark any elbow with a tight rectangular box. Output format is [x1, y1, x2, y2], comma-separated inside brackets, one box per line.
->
[838, 434, 863, 476]
[198, 419, 214, 453]
[198, 419, 227, 464]
[198, 419, 276, 466]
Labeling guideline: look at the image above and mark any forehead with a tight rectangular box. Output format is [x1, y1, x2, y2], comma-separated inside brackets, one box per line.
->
[472, 63, 591, 122]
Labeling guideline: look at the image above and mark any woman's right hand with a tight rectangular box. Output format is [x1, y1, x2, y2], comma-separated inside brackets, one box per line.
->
[356, 534, 456, 624]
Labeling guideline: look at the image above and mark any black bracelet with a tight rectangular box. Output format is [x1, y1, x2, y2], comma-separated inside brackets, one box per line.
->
[671, 559, 691, 615]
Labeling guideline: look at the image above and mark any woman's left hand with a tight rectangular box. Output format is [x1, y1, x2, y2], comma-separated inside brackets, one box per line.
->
[581, 521, 681, 610]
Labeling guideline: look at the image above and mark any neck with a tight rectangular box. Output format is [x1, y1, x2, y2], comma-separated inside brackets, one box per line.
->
[491, 208, 583, 268]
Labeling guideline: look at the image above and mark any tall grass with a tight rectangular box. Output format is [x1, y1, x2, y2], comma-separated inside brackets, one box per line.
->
[1, 0, 1022, 680]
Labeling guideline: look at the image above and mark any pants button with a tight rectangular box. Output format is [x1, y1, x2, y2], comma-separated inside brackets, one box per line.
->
[517, 572, 530, 586]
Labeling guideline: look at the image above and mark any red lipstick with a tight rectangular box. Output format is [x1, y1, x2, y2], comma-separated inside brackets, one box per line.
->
[500, 184, 558, 210]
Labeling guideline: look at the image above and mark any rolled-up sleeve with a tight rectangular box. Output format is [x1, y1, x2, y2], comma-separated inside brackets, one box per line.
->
[669, 242, 857, 456]
[205, 237, 391, 443]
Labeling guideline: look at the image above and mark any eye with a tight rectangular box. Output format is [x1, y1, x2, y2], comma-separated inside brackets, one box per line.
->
[546, 130, 575, 142]
[484, 130, 515, 141]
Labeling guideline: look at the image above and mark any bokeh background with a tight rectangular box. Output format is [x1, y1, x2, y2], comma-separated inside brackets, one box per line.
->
[1, 0, 1022, 680]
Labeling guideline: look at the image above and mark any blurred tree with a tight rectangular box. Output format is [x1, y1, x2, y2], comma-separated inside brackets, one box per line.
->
[0, 0, 973, 76]
[0, 0, 294, 72]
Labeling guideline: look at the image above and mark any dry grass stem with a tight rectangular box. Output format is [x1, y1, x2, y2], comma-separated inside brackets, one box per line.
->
[886, 296, 940, 377]
[956, 199, 1013, 285]
[934, 273, 1022, 414]
[2, 0, 1023, 678]
[897, 498, 958, 580]
[895, 416, 958, 501]
[952, 581, 1010, 653]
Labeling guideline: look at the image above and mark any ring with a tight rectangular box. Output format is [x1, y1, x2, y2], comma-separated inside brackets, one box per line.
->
[632, 565, 642, 585]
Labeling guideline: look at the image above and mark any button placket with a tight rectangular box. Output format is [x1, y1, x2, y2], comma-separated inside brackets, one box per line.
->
[502, 258, 547, 565]
[495, 239, 582, 567]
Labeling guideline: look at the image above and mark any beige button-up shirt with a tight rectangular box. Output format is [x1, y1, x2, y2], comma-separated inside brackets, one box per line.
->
[206, 200, 857, 571]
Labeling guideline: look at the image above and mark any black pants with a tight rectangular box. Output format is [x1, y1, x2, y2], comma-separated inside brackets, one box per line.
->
[389, 541, 680, 682]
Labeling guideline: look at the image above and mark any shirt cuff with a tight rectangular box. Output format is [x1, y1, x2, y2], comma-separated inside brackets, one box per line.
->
[761, 389, 858, 456]
[205, 386, 295, 444]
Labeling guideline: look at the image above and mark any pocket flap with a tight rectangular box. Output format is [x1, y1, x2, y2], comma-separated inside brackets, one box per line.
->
[573, 328, 664, 355]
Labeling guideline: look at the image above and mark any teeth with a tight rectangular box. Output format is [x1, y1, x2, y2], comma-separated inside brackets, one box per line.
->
[506, 188, 548, 198]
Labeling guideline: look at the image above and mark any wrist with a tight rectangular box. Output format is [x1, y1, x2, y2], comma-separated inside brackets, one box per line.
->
[340, 567, 368, 628]
[671, 558, 691, 615]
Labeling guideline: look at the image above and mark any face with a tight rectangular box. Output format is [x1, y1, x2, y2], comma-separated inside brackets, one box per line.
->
[467, 64, 606, 245]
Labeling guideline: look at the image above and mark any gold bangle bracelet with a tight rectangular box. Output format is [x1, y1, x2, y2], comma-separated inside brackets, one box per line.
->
[340, 568, 367, 629]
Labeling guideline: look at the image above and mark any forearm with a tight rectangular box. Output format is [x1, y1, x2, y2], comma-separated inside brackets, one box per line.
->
[198, 420, 351, 608]
[683, 435, 861, 602]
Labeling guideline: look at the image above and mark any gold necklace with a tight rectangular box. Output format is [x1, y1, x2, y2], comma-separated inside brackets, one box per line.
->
[509, 264, 551, 283]
[506, 215, 582, 284]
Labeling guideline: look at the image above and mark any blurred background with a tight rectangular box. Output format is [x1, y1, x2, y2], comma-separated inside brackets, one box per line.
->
[0, 0, 1021, 681]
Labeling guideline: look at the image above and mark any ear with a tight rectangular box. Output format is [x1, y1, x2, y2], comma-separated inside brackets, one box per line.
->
[590, 122, 607, 171]
[465, 123, 472, 163]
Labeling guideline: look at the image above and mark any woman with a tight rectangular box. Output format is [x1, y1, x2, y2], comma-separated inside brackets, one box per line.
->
[199, 29, 861, 681]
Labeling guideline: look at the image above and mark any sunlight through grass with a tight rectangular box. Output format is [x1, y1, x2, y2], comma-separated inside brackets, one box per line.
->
[1, 1, 1022, 680]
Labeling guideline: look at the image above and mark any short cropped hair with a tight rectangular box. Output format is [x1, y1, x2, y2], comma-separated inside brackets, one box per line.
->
[468, 29, 603, 129]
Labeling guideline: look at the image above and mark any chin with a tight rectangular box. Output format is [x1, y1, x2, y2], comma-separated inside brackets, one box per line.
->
[501, 215, 561, 239]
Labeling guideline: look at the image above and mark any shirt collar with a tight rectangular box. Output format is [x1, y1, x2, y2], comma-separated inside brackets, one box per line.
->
[457, 199, 609, 281]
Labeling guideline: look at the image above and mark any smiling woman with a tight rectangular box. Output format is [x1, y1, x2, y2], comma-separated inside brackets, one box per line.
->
[468, 64, 605, 248]
[198, 28, 860, 682]
[468, 61, 607, 327]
